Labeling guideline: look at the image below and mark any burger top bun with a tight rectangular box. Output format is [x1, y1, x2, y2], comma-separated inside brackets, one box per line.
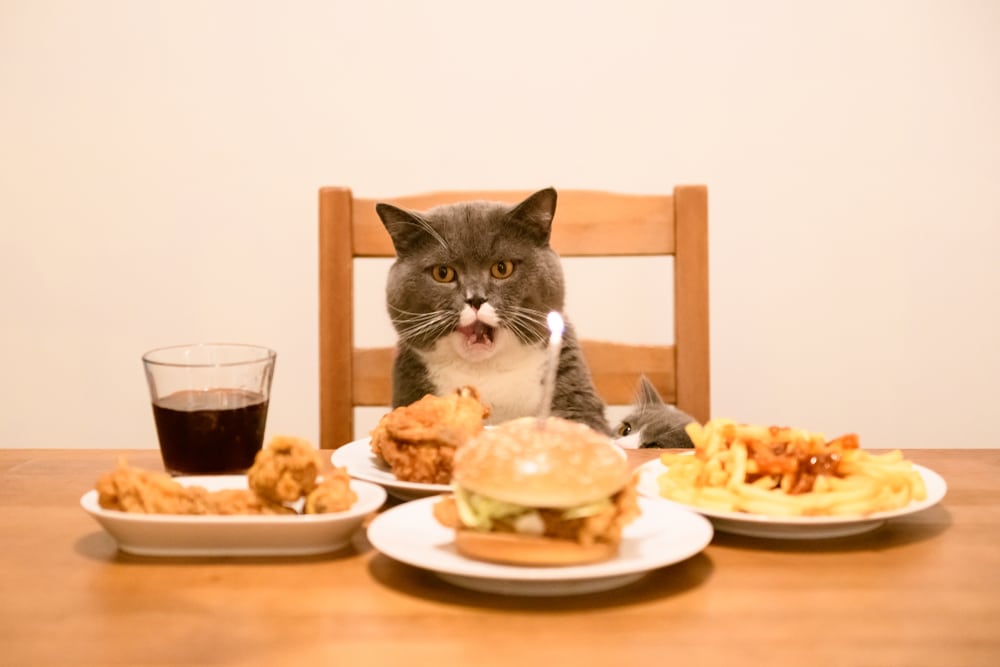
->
[453, 416, 629, 508]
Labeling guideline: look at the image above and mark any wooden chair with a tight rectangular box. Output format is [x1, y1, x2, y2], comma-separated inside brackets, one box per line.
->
[318, 186, 710, 448]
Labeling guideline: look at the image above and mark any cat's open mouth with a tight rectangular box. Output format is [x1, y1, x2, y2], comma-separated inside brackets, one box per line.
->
[456, 321, 495, 347]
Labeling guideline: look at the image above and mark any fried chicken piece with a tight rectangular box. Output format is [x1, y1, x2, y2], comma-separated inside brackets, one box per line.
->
[374, 439, 456, 485]
[370, 386, 489, 484]
[376, 386, 490, 446]
[204, 489, 296, 515]
[96, 459, 211, 514]
[96, 438, 342, 516]
[304, 466, 358, 514]
[95, 459, 291, 515]
[247, 435, 321, 504]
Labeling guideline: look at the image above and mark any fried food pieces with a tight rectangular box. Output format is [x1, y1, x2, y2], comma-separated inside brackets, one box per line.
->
[95, 436, 357, 515]
[248, 435, 321, 504]
[97, 460, 214, 514]
[95, 459, 293, 515]
[204, 489, 297, 516]
[304, 467, 357, 514]
[247, 435, 358, 513]
[369, 386, 490, 484]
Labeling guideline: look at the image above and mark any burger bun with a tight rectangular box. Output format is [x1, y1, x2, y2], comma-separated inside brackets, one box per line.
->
[454, 416, 629, 508]
[454, 529, 617, 566]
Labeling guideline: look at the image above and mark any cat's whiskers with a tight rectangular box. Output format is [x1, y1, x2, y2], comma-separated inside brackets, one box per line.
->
[390, 308, 456, 344]
[501, 316, 532, 345]
[502, 306, 549, 345]
[506, 305, 549, 323]
[387, 304, 444, 320]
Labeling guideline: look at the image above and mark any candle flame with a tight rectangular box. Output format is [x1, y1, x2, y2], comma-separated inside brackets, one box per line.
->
[538, 311, 565, 429]
[546, 311, 565, 341]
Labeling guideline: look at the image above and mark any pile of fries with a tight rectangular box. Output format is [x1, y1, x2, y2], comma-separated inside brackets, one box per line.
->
[657, 419, 927, 517]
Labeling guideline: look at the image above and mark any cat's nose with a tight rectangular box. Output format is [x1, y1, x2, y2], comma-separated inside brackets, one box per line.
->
[466, 296, 487, 310]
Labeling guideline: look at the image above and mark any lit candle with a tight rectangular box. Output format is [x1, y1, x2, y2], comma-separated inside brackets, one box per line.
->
[538, 310, 565, 427]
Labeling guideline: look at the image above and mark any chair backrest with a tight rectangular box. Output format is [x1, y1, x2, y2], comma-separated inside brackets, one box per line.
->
[318, 186, 710, 448]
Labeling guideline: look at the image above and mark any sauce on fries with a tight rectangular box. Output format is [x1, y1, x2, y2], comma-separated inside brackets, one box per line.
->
[658, 419, 927, 517]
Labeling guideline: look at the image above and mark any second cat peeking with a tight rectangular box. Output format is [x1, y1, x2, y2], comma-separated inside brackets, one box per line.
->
[375, 188, 611, 435]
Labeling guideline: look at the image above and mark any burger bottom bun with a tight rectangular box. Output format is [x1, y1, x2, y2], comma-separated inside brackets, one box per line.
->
[454, 529, 617, 566]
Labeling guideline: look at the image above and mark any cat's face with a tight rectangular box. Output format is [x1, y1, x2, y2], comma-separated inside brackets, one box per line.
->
[377, 189, 565, 362]
[614, 376, 695, 449]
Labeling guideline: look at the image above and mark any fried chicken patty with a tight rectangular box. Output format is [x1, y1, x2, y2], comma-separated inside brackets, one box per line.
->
[433, 477, 640, 548]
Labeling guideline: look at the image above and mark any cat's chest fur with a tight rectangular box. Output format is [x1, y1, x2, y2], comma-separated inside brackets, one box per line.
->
[417, 338, 546, 423]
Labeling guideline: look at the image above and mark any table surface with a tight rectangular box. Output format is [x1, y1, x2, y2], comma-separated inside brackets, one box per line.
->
[1, 447, 998, 667]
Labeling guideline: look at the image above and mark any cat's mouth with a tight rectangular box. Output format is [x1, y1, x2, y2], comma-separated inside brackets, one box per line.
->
[456, 321, 495, 347]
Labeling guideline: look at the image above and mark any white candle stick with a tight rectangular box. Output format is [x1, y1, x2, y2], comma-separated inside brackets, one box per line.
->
[538, 311, 564, 428]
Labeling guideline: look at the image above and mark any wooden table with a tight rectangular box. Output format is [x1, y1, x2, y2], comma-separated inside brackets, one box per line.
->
[1, 448, 998, 667]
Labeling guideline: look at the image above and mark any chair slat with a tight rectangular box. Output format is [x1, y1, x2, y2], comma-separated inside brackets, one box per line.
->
[349, 341, 677, 408]
[582, 341, 677, 405]
[352, 190, 675, 257]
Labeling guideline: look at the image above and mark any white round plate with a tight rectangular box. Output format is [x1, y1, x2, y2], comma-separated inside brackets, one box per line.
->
[332, 438, 450, 501]
[81, 475, 387, 556]
[366, 496, 713, 596]
[636, 459, 947, 539]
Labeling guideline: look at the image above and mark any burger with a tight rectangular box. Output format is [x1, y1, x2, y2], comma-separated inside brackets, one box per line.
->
[432, 416, 640, 565]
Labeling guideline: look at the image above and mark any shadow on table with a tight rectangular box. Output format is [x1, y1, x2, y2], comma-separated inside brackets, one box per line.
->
[366, 550, 715, 611]
[708, 504, 952, 553]
[72, 529, 368, 565]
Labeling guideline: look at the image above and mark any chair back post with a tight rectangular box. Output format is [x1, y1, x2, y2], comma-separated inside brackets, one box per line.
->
[318, 187, 355, 449]
[673, 185, 711, 423]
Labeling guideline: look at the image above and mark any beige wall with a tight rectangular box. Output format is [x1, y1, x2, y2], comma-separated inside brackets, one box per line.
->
[2, 0, 998, 450]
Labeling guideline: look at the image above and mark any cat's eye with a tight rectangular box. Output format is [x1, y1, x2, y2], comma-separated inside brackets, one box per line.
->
[617, 422, 632, 437]
[490, 260, 515, 279]
[430, 265, 456, 283]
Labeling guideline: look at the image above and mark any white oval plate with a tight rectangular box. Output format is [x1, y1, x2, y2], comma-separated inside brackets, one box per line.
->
[366, 496, 713, 596]
[332, 438, 450, 501]
[635, 459, 947, 539]
[81, 475, 387, 556]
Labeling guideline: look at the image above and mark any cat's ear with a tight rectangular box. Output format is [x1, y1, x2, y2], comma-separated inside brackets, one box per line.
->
[376, 203, 443, 255]
[506, 187, 557, 243]
[637, 375, 665, 407]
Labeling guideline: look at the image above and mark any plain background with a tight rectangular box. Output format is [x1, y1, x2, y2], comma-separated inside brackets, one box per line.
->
[2, 0, 998, 451]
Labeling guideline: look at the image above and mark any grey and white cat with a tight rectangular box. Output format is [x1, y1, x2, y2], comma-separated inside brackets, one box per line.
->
[376, 188, 611, 435]
[614, 376, 696, 449]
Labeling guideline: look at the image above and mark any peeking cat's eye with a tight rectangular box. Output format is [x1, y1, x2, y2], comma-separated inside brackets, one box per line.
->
[617, 422, 632, 437]
[430, 265, 456, 283]
[490, 260, 515, 279]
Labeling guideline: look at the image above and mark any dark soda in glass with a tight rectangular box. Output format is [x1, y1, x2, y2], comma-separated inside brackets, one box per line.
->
[152, 388, 268, 475]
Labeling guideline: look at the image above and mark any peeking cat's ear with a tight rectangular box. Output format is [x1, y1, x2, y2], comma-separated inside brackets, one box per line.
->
[376, 203, 446, 255]
[506, 187, 557, 243]
[637, 375, 665, 407]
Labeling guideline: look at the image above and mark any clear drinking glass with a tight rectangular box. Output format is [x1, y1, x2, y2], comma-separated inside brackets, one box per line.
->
[142, 343, 276, 475]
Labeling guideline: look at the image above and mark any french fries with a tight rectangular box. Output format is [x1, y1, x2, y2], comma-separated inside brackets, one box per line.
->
[657, 419, 927, 517]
